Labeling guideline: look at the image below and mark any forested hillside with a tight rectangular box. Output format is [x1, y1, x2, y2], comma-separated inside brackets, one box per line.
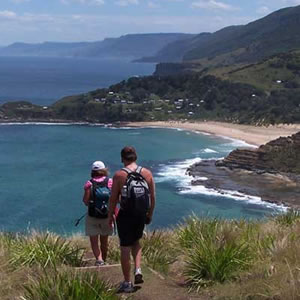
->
[1, 72, 299, 125]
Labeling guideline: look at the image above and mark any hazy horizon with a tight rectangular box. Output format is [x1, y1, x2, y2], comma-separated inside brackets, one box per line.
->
[0, 0, 299, 45]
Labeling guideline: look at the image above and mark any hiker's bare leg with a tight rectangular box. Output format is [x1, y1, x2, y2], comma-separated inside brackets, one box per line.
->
[90, 235, 102, 261]
[120, 246, 131, 282]
[100, 235, 108, 262]
[131, 240, 142, 270]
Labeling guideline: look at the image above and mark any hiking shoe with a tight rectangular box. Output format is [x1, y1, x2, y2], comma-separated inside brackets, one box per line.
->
[117, 281, 134, 293]
[95, 260, 105, 266]
[134, 268, 144, 284]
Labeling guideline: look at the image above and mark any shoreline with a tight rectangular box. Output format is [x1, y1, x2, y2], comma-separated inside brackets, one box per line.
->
[125, 121, 300, 146]
[2, 119, 300, 147]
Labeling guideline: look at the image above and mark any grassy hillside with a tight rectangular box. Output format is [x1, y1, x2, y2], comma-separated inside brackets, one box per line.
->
[1, 213, 300, 299]
[207, 50, 300, 91]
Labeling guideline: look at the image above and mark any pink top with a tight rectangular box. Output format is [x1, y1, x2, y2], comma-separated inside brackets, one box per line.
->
[84, 176, 113, 190]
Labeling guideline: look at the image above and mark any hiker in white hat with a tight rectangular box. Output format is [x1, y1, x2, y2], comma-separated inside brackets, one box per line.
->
[82, 160, 114, 266]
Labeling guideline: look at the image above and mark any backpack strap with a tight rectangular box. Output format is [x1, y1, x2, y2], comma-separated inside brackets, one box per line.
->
[122, 166, 143, 174]
[103, 176, 109, 187]
[89, 178, 96, 201]
[122, 167, 132, 174]
[136, 166, 143, 174]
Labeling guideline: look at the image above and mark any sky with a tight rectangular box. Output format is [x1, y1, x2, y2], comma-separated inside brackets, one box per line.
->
[0, 0, 300, 45]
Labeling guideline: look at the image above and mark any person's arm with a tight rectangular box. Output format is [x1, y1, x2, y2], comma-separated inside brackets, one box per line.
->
[146, 171, 156, 222]
[108, 171, 123, 226]
[83, 188, 91, 206]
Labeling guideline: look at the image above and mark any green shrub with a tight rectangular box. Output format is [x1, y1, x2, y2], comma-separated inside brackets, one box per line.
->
[22, 269, 118, 300]
[184, 236, 253, 290]
[9, 232, 84, 268]
[178, 217, 255, 290]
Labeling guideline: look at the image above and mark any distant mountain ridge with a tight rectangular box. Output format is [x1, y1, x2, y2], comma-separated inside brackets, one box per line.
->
[144, 5, 300, 67]
[135, 33, 208, 63]
[0, 33, 194, 60]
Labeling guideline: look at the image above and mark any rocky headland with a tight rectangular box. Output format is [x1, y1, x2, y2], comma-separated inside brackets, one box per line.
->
[187, 132, 300, 209]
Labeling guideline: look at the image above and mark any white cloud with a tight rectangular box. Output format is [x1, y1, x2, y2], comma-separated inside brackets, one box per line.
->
[0, 10, 17, 19]
[283, 0, 300, 5]
[115, 0, 139, 6]
[0, 11, 255, 45]
[256, 6, 271, 14]
[61, 0, 104, 5]
[148, 1, 160, 8]
[191, 0, 238, 11]
[11, 0, 31, 3]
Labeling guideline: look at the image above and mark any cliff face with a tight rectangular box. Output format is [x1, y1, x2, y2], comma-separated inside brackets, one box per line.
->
[216, 131, 300, 174]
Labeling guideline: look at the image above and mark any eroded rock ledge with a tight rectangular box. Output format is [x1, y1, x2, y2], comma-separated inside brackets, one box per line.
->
[187, 132, 300, 209]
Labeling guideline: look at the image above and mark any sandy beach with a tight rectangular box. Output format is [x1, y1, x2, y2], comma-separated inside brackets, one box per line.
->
[126, 121, 300, 146]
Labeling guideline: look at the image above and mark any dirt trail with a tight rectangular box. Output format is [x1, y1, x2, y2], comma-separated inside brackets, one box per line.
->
[77, 262, 203, 300]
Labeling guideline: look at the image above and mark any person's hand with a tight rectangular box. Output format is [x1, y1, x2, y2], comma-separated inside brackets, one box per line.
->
[108, 214, 114, 228]
[145, 215, 152, 225]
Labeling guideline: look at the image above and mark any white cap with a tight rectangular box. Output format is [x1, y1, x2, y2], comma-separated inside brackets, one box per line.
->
[91, 161, 106, 171]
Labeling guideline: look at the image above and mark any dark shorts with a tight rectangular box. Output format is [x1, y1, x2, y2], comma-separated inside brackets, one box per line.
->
[116, 210, 146, 247]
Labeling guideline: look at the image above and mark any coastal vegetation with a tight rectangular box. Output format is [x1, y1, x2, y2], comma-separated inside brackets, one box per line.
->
[1, 57, 300, 125]
[1, 212, 300, 299]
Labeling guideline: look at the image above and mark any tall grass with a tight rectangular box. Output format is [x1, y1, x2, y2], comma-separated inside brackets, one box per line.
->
[176, 216, 220, 250]
[9, 232, 84, 268]
[22, 269, 118, 300]
[107, 236, 121, 263]
[274, 209, 300, 226]
[184, 232, 253, 289]
[177, 217, 255, 290]
[142, 230, 178, 273]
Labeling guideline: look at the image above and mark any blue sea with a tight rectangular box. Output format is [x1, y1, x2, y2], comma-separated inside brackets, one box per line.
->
[0, 56, 155, 106]
[0, 57, 285, 235]
[0, 125, 285, 235]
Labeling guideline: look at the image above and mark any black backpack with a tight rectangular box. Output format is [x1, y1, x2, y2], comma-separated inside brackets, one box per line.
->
[88, 177, 111, 219]
[120, 166, 150, 216]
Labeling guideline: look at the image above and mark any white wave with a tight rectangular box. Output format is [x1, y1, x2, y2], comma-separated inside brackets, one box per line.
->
[219, 136, 257, 148]
[203, 148, 217, 153]
[194, 131, 211, 136]
[180, 185, 287, 212]
[112, 126, 141, 130]
[156, 157, 287, 212]
[155, 157, 202, 184]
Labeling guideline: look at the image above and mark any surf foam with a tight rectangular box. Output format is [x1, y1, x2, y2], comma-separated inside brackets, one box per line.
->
[155, 156, 287, 212]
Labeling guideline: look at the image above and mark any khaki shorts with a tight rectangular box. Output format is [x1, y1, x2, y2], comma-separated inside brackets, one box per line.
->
[85, 215, 113, 236]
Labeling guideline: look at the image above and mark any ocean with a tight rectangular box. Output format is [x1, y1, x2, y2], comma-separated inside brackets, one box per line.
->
[0, 56, 285, 235]
[0, 125, 285, 235]
[0, 56, 155, 106]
